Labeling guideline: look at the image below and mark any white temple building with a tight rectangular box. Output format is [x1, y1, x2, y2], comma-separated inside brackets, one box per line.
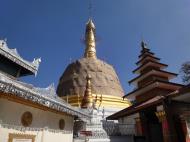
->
[0, 39, 89, 142]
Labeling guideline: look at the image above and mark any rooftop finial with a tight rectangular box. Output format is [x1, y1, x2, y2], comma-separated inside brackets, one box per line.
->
[0, 39, 7, 48]
[141, 40, 149, 50]
[81, 74, 93, 108]
[84, 19, 96, 58]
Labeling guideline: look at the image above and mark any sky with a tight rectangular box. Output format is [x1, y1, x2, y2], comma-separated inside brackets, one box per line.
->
[0, 0, 190, 93]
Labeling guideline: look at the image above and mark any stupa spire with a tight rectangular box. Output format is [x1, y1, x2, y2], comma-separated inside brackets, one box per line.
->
[81, 74, 93, 108]
[84, 19, 96, 58]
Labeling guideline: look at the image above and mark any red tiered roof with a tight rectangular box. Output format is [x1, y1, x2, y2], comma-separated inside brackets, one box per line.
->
[124, 41, 183, 103]
[132, 61, 168, 74]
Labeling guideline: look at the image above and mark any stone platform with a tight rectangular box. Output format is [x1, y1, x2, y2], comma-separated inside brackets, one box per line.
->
[75, 109, 110, 142]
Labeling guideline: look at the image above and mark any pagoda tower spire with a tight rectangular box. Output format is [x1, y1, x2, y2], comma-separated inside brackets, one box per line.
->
[140, 40, 151, 54]
[81, 74, 94, 108]
[84, 19, 96, 58]
[141, 40, 148, 50]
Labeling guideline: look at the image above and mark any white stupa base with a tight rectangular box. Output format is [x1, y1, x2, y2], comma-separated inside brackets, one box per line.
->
[76, 109, 111, 142]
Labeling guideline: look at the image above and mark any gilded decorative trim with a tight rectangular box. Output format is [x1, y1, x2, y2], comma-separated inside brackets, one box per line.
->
[155, 110, 166, 122]
[8, 133, 35, 142]
[62, 94, 131, 108]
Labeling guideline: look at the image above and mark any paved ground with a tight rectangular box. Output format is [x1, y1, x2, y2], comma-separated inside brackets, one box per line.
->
[74, 135, 134, 142]
[109, 136, 134, 142]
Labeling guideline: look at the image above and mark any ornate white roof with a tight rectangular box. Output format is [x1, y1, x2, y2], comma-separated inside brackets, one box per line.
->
[0, 72, 90, 120]
[0, 39, 41, 76]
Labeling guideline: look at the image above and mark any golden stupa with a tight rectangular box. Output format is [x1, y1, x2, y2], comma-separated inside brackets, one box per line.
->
[57, 19, 130, 115]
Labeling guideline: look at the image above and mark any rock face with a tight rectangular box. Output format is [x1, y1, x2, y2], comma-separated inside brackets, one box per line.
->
[57, 58, 125, 97]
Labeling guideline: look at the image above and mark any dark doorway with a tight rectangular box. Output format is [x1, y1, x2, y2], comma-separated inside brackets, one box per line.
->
[148, 123, 163, 142]
[143, 108, 164, 142]
[174, 116, 186, 142]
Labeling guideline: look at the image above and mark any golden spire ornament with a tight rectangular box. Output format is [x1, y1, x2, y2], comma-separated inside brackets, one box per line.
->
[84, 19, 96, 58]
[81, 74, 94, 108]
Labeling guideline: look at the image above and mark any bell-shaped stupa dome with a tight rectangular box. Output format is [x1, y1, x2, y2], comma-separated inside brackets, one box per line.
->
[57, 19, 130, 113]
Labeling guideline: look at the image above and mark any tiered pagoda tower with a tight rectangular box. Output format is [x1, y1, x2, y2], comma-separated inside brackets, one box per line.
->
[126, 41, 182, 103]
[108, 41, 186, 142]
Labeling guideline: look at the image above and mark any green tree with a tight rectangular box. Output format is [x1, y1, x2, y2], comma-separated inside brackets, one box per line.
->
[180, 61, 190, 84]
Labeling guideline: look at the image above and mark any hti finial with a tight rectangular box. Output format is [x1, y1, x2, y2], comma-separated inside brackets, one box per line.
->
[84, 19, 96, 58]
[83, 0, 96, 58]
[140, 35, 149, 50]
[141, 40, 149, 50]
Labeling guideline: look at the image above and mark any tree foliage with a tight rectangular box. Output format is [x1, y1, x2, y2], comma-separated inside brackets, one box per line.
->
[180, 61, 190, 84]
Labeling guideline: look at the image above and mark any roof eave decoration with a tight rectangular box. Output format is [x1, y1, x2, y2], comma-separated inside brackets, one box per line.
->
[0, 73, 90, 120]
[126, 80, 183, 98]
[128, 69, 178, 85]
[136, 55, 160, 65]
[107, 95, 164, 120]
[0, 39, 41, 76]
[132, 61, 168, 74]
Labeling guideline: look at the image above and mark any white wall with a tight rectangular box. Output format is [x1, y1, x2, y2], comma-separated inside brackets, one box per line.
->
[117, 113, 139, 135]
[0, 98, 74, 142]
[97, 106, 125, 120]
[118, 113, 139, 124]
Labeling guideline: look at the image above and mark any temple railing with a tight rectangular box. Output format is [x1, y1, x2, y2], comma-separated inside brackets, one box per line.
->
[118, 123, 135, 135]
